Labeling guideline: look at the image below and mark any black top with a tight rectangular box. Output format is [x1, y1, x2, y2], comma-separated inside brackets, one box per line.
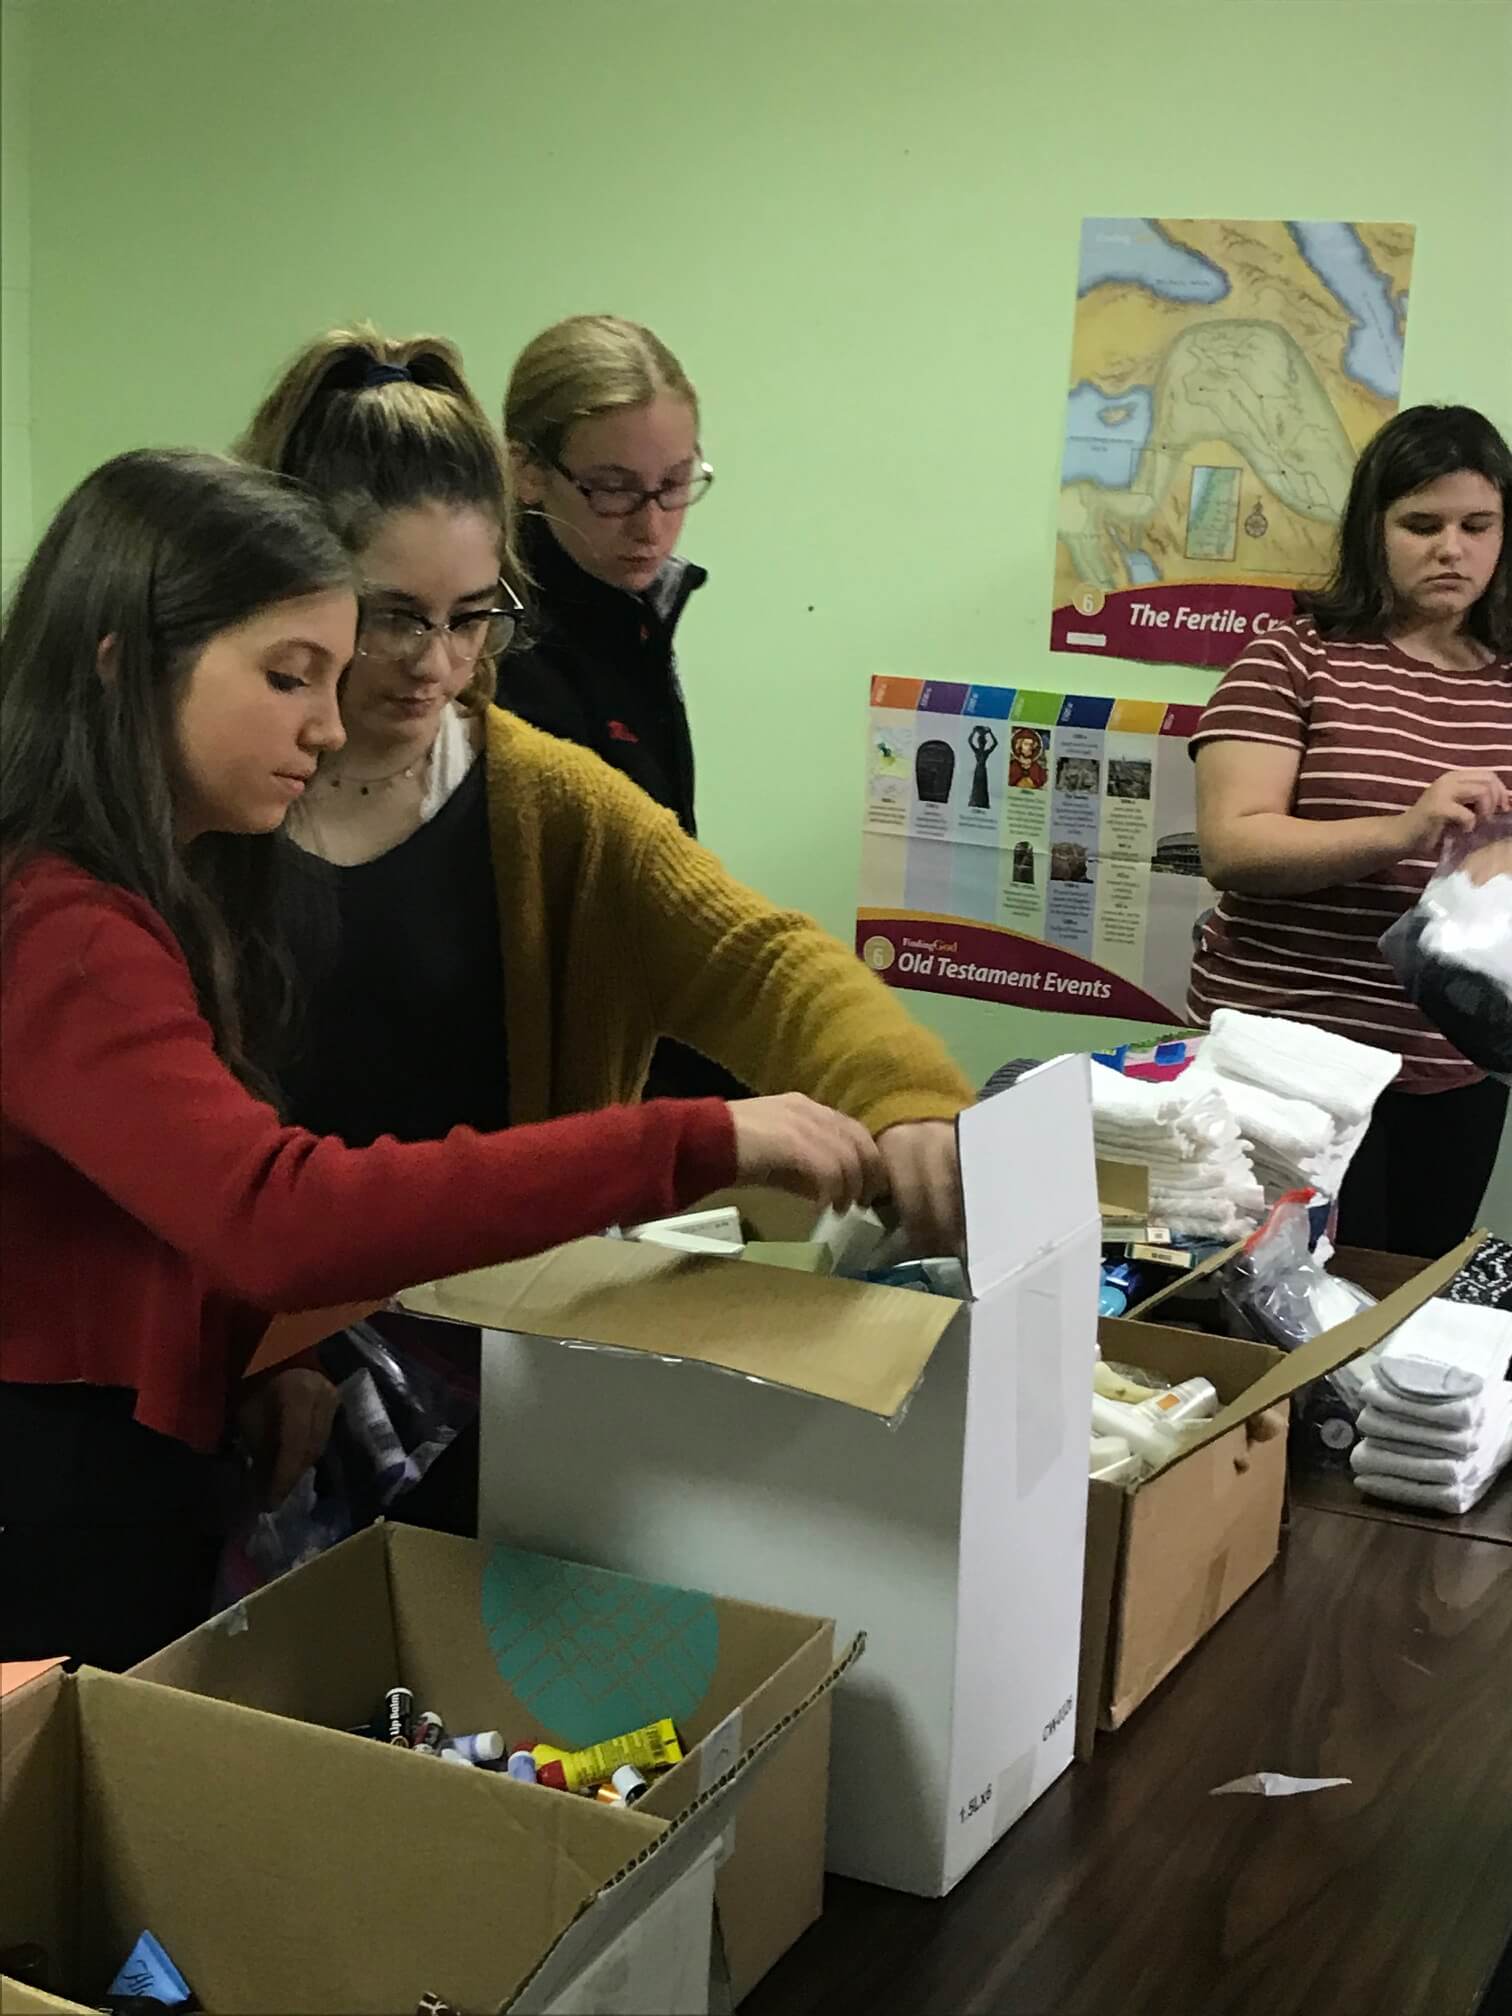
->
[499, 515, 706, 835]
[499, 516, 745, 1104]
[280, 758, 510, 1145]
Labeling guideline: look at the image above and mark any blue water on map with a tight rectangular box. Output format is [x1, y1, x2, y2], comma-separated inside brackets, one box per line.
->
[1124, 548, 1162, 584]
[1078, 219, 1229, 302]
[1062, 382, 1154, 486]
[1288, 222, 1404, 397]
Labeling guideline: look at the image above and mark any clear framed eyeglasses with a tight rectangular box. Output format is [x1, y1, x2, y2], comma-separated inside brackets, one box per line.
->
[355, 577, 525, 666]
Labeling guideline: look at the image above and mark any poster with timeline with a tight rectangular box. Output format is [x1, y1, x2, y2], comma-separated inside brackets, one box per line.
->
[856, 676, 1215, 1023]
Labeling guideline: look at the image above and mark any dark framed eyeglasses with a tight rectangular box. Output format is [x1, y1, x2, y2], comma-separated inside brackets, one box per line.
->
[355, 577, 524, 667]
[550, 456, 715, 519]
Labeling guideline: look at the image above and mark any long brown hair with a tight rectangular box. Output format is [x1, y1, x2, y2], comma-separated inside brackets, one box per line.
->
[1, 450, 354, 1095]
[238, 324, 518, 711]
[1299, 404, 1512, 651]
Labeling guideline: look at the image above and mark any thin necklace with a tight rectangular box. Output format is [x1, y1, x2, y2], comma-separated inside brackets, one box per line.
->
[314, 742, 435, 798]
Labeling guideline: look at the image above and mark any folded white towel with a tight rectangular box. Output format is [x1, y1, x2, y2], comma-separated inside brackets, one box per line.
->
[1205, 1009, 1402, 1128]
[1091, 1068, 1239, 1149]
[1141, 1157, 1252, 1193]
[1090, 1062, 1203, 1128]
[1148, 1194, 1257, 1238]
[1184, 1060, 1336, 1165]
[1096, 1120, 1243, 1164]
[1358, 1377, 1484, 1439]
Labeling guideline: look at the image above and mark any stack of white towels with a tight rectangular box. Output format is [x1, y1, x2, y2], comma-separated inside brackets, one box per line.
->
[1187, 1009, 1403, 1206]
[1350, 1299, 1512, 1514]
[1090, 1062, 1264, 1242]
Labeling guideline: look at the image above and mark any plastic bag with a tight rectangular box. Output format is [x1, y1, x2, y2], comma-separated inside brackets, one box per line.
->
[1224, 1193, 1372, 1353]
[216, 1321, 476, 1604]
[1222, 1192, 1378, 1470]
[1381, 814, 1512, 1080]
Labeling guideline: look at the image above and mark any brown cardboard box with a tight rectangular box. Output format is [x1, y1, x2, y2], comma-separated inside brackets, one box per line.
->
[1076, 1233, 1483, 1757]
[134, 1523, 850, 2005]
[0, 1660, 741, 2015]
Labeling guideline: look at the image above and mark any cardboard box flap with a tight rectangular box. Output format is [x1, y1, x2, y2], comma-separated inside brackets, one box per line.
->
[0, 1663, 76, 1997]
[962, 1053, 1098, 1298]
[1125, 1237, 1244, 1318]
[1096, 1158, 1150, 1223]
[0, 1984, 84, 2014]
[0, 1660, 67, 1700]
[1157, 1232, 1483, 1469]
[246, 1299, 380, 1378]
[512, 1632, 863, 2009]
[68, 1670, 665, 2016]
[398, 1240, 955, 1420]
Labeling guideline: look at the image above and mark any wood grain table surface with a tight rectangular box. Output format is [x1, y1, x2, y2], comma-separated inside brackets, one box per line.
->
[745, 1508, 1512, 2016]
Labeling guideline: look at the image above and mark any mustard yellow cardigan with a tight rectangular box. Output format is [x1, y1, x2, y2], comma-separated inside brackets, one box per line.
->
[484, 707, 974, 1130]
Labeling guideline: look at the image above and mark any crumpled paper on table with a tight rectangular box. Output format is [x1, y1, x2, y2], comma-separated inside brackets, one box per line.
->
[1210, 1772, 1351, 1797]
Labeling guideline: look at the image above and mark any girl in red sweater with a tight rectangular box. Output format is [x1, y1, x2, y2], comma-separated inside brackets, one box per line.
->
[0, 450, 883, 1669]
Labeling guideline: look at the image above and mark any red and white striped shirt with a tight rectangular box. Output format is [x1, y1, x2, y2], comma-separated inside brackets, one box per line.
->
[1188, 618, 1512, 1092]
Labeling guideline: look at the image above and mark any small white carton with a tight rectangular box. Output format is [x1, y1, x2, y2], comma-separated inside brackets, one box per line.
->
[402, 1053, 1099, 1896]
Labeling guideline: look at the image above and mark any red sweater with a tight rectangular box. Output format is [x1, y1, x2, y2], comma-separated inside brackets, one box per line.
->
[0, 858, 737, 1451]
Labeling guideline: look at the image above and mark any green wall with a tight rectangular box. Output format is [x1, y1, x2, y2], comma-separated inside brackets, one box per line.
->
[15, 0, 1512, 1224]
[1, 0, 31, 586]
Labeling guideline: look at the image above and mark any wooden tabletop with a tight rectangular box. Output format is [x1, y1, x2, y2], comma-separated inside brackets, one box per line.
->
[745, 1509, 1512, 2016]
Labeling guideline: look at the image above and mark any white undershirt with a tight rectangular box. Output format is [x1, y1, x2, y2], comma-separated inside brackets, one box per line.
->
[418, 703, 480, 822]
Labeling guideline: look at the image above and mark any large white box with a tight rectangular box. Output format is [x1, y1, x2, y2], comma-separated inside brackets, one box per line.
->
[405, 1054, 1098, 1896]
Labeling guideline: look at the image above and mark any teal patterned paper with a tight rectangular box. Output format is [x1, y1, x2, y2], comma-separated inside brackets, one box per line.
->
[480, 1544, 719, 1745]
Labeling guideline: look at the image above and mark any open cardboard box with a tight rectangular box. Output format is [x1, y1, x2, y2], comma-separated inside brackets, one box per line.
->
[1076, 1233, 1484, 1756]
[393, 1055, 1099, 1897]
[134, 1524, 852, 2007]
[0, 1657, 758, 2016]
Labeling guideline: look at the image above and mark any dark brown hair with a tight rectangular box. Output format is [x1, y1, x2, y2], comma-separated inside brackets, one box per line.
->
[1, 449, 354, 1095]
[1299, 404, 1512, 651]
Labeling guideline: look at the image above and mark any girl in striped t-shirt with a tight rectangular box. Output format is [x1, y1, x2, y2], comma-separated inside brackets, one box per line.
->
[1190, 404, 1512, 1257]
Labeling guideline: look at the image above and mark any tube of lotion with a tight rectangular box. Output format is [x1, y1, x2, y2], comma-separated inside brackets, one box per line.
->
[533, 1718, 683, 1792]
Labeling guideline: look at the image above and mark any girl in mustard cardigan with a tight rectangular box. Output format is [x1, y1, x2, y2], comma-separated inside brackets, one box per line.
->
[240, 326, 973, 1255]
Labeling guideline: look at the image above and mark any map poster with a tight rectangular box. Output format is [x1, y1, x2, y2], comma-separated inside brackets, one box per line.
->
[1051, 217, 1415, 669]
[856, 677, 1214, 1022]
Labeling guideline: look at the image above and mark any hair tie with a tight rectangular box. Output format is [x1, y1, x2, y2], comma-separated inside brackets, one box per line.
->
[361, 361, 413, 389]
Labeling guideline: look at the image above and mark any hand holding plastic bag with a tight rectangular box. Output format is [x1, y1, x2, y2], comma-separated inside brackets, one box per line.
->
[1381, 814, 1512, 1079]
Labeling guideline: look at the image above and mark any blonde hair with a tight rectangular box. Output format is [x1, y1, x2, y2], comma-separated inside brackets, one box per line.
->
[237, 323, 518, 712]
[504, 315, 699, 466]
